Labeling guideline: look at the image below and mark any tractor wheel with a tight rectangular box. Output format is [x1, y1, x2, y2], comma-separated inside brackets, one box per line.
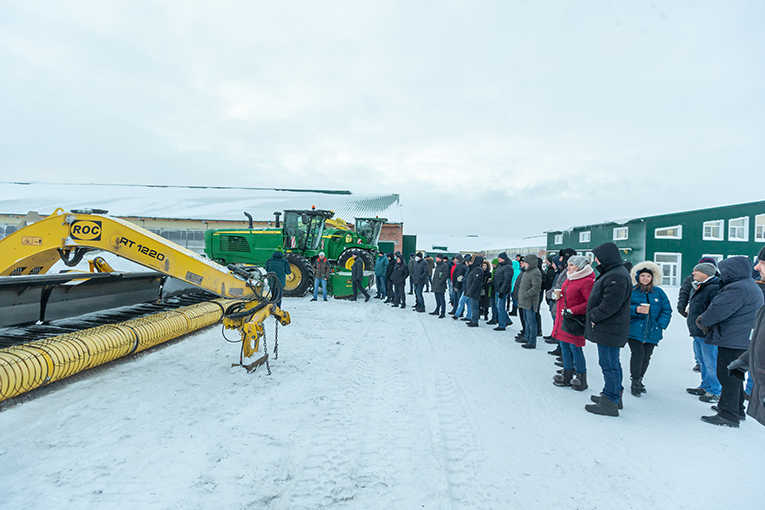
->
[284, 253, 314, 297]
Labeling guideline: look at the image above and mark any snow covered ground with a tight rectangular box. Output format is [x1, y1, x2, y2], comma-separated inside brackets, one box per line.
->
[1, 287, 764, 509]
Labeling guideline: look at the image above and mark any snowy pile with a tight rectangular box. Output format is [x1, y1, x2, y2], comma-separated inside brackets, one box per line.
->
[1, 287, 763, 509]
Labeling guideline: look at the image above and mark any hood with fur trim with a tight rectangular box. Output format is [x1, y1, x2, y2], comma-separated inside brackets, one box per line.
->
[630, 261, 663, 286]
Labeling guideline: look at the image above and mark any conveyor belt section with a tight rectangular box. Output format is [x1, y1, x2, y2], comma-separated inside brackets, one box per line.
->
[0, 292, 218, 348]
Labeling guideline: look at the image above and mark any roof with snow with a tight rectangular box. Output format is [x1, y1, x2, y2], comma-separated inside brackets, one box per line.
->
[416, 234, 546, 254]
[0, 182, 402, 224]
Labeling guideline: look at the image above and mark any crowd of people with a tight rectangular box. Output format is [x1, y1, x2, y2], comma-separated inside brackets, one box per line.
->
[344, 242, 765, 427]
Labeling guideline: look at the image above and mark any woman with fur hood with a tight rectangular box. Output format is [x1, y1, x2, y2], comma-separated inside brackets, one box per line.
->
[551, 255, 595, 390]
[627, 261, 672, 397]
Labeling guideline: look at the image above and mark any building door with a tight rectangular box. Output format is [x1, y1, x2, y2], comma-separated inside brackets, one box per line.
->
[654, 252, 681, 286]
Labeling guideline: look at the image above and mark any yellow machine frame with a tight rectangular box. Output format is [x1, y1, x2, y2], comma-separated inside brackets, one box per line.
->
[0, 208, 290, 368]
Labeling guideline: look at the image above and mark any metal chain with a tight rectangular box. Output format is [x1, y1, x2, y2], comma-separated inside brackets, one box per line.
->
[273, 321, 279, 360]
[262, 329, 271, 376]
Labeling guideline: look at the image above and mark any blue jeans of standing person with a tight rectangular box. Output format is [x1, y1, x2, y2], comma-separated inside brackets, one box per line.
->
[560, 341, 586, 373]
[313, 278, 327, 300]
[469, 297, 480, 325]
[693, 337, 722, 395]
[414, 283, 425, 310]
[496, 295, 511, 328]
[375, 275, 385, 299]
[447, 278, 453, 304]
[454, 293, 470, 318]
[434, 291, 446, 315]
[426, 274, 432, 292]
[597, 344, 624, 403]
[521, 308, 537, 345]
[451, 286, 463, 311]
[393, 283, 406, 306]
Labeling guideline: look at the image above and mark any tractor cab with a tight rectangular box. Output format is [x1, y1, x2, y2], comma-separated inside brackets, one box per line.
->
[283, 208, 334, 255]
[354, 217, 387, 247]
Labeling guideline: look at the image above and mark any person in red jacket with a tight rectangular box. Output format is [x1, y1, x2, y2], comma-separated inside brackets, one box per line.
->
[551, 255, 595, 390]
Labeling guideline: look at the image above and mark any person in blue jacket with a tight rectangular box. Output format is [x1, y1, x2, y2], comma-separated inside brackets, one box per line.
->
[627, 261, 672, 397]
[374, 251, 388, 300]
[265, 251, 291, 309]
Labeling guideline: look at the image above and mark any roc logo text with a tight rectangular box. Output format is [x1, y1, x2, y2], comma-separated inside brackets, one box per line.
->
[70, 220, 102, 241]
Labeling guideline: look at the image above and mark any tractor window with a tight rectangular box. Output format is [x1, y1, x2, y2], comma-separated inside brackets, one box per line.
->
[283, 212, 299, 237]
[356, 219, 383, 246]
[305, 216, 326, 251]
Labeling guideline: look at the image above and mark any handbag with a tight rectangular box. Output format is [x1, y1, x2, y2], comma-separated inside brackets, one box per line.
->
[560, 290, 586, 336]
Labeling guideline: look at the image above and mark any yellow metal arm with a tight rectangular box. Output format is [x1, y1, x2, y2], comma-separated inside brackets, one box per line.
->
[0, 208, 250, 299]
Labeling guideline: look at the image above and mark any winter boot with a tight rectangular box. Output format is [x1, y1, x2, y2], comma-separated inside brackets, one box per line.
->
[554, 361, 564, 367]
[548, 346, 561, 356]
[571, 372, 588, 391]
[590, 392, 623, 410]
[553, 369, 574, 387]
[630, 378, 642, 397]
[639, 380, 646, 394]
[585, 395, 619, 417]
[487, 319, 498, 325]
[509, 306, 518, 316]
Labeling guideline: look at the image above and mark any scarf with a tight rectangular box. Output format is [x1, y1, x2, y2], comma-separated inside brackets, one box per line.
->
[567, 264, 594, 281]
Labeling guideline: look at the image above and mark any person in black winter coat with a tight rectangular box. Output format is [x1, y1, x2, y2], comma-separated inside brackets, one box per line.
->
[584, 242, 632, 417]
[384, 252, 396, 303]
[463, 255, 485, 327]
[350, 251, 370, 302]
[390, 252, 410, 308]
[450, 256, 468, 315]
[411, 252, 429, 312]
[697, 256, 764, 427]
[265, 251, 291, 308]
[430, 254, 449, 317]
[677, 256, 719, 372]
[685, 263, 722, 400]
[493, 253, 514, 331]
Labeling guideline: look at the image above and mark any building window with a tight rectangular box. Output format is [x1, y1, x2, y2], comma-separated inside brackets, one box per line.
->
[728, 217, 749, 242]
[554, 234, 563, 245]
[701, 254, 723, 265]
[654, 252, 682, 286]
[613, 227, 628, 241]
[655, 225, 682, 239]
[703, 220, 724, 241]
[755, 214, 765, 242]
[579, 231, 591, 243]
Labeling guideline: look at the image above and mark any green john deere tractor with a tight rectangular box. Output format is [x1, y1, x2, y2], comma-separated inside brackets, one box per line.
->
[204, 209, 333, 297]
[204, 210, 387, 297]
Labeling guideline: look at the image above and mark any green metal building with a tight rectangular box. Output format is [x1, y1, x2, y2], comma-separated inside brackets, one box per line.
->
[546, 200, 765, 286]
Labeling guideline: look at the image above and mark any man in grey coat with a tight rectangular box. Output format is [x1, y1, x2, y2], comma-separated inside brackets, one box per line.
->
[517, 254, 542, 348]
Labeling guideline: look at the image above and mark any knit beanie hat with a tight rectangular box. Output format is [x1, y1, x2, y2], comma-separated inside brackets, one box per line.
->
[567, 255, 590, 270]
[498, 252, 508, 261]
[693, 263, 716, 277]
[758, 246, 765, 264]
[698, 256, 718, 266]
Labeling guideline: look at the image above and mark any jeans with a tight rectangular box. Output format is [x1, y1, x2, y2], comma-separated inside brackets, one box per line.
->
[434, 291, 446, 315]
[426, 275, 432, 291]
[717, 346, 746, 422]
[597, 344, 623, 403]
[455, 293, 470, 318]
[694, 337, 721, 395]
[375, 275, 386, 298]
[560, 341, 586, 373]
[393, 283, 406, 306]
[469, 297, 479, 325]
[490, 295, 498, 321]
[447, 279, 453, 303]
[352, 280, 369, 300]
[627, 339, 656, 380]
[495, 295, 510, 328]
[313, 278, 327, 300]
[409, 276, 414, 293]
[521, 308, 537, 345]
[451, 287, 463, 310]
[414, 283, 425, 310]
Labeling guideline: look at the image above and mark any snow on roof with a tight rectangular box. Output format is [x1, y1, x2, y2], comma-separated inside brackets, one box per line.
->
[0, 182, 402, 224]
[416, 234, 546, 254]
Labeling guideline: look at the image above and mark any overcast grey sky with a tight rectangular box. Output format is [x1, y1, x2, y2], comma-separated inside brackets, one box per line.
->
[1, 1, 763, 238]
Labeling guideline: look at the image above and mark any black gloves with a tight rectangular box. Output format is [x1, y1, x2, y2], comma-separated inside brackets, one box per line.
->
[727, 358, 748, 381]
[695, 316, 710, 335]
[678, 309, 688, 318]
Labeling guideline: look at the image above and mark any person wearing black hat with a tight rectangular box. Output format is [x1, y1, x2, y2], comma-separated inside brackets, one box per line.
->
[407, 254, 416, 295]
[450, 254, 468, 316]
[685, 261, 722, 400]
[350, 251, 370, 302]
[390, 252, 409, 309]
[411, 252, 429, 312]
[430, 254, 449, 317]
[492, 252, 514, 331]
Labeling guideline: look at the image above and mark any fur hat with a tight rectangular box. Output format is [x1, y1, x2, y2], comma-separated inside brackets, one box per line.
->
[630, 261, 662, 286]
[567, 255, 590, 270]
[693, 262, 717, 277]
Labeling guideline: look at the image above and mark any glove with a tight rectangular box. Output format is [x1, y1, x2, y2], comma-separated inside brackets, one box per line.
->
[457, 276, 463, 282]
[727, 358, 748, 381]
[695, 316, 710, 335]
[678, 309, 688, 318]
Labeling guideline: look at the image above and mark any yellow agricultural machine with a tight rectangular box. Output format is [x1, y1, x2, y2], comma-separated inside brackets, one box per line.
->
[0, 208, 292, 403]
